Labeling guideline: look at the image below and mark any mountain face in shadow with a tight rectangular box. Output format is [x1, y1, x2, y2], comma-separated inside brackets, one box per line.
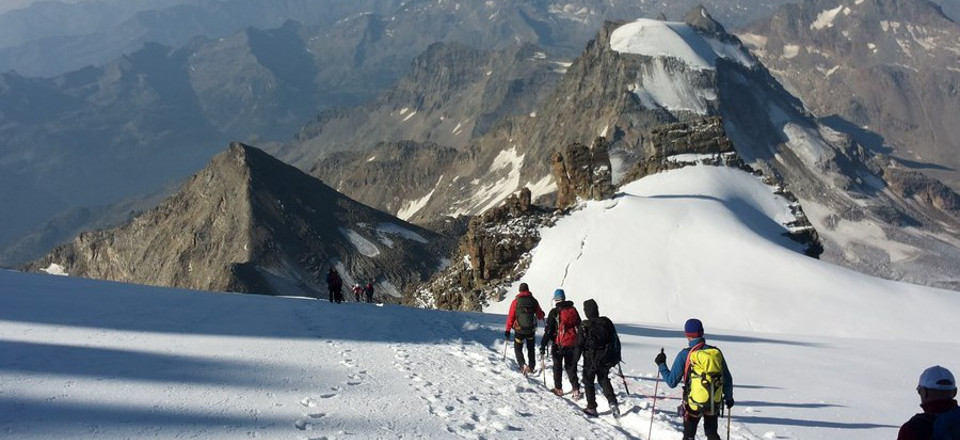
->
[25, 143, 455, 300]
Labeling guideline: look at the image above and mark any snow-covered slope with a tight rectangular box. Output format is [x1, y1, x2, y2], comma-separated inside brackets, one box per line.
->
[482, 165, 960, 439]
[3, 166, 959, 439]
[489, 165, 960, 339]
[610, 19, 754, 71]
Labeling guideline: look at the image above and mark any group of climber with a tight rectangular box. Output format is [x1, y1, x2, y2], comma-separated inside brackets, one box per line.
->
[504, 282, 734, 438]
[325, 268, 376, 304]
[505, 282, 960, 439]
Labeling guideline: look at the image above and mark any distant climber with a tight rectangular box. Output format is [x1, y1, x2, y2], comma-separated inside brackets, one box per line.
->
[898, 365, 959, 440]
[655, 318, 734, 440]
[578, 299, 621, 418]
[326, 268, 343, 304]
[364, 282, 375, 303]
[505, 282, 545, 375]
[540, 289, 582, 399]
[352, 284, 363, 302]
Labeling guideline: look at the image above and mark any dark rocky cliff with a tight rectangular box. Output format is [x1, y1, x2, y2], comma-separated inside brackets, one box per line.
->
[26, 143, 456, 300]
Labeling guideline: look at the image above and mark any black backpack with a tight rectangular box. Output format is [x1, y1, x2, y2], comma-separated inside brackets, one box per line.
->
[514, 295, 539, 336]
[586, 317, 621, 369]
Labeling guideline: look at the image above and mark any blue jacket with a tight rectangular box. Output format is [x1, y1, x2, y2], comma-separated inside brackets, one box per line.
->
[658, 337, 734, 400]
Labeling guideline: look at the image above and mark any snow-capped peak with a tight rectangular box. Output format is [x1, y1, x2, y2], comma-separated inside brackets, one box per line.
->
[609, 18, 754, 70]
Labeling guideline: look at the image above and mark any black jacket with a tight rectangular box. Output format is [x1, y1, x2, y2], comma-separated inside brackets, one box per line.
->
[578, 299, 618, 370]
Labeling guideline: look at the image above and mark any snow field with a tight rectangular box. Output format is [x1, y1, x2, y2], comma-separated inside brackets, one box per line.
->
[4, 165, 960, 439]
[1, 270, 755, 439]
[487, 165, 960, 439]
[610, 19, 754, 71]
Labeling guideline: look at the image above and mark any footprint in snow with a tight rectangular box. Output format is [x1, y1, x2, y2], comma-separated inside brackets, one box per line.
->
[294, 419, 314, 431]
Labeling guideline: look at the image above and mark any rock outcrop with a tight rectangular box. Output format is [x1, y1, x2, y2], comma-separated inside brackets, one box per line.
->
[412, 188, 557, 311]
[883, 168, 960, 216]
[552, 137, 615, 209]
[622, 117, 739, 182]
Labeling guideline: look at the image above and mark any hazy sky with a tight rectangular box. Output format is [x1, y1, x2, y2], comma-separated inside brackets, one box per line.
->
[0, 0, 88, 15]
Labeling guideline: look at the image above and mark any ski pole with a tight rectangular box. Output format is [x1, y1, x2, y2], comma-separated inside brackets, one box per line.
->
[649, 348, 664, 440]
[617, 362, 630, 395]
[502, 337, 508, 361]
[727, 405, 732, 440]
[540, 351, 547, 386]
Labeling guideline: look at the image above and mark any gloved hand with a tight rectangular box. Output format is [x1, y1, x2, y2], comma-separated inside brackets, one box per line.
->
[725, 398, 735, 409]
[539, 347, 546, 356]
[654, 351, 667, 365]
[504, 330, 511, 339]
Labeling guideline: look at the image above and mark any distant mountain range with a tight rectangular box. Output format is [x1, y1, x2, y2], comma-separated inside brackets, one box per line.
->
[288, 7, 960, 289]
[739, 0, 960, 191]
[5, 0, 960, 294]
[0, 0, 796, 262]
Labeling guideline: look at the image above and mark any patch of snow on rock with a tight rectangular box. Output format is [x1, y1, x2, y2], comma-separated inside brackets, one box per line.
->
[377, 223, 428, 243]
[379, 281, 402, 298]
[397, 176, 443, 220]
[527, 175, 558, 201]
[781, 123, 830, 166]
[610, 19, 753, 71]
[631, 58, 713, 114]
[811, 5, 843, 30]
[783, 44, 800, 59]
[451, 147, 524, 216]
[41, 264, 68, 276]
[339, 228, 381, 257]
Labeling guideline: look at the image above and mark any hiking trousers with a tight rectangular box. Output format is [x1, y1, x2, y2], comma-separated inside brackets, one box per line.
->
[552, 345, 580, 391]
[583, 366, 616, 410]
[683, 411, 721, 440]
[513, 334, 536, 370]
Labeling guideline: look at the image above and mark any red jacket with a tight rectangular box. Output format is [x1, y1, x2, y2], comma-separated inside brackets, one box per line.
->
[505, 290, 545, 331]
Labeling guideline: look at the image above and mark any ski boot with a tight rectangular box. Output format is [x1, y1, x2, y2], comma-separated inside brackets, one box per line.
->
[583, 407, 598, 417]
[570, 389, 582, 400]
[610, 404, 621, 418]
[551, 388, 564, 397]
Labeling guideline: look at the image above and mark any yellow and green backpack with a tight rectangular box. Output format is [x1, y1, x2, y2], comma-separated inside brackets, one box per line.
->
[683, 343, 725, 415]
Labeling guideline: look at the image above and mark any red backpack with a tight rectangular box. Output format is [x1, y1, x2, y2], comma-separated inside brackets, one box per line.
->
[555, 307, 581, 347]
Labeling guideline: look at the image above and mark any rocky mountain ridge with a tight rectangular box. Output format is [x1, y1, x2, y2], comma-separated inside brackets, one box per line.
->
[315, 8, 960, 291]
[738, 0, 960, 192]
[25, 143, 455, 300]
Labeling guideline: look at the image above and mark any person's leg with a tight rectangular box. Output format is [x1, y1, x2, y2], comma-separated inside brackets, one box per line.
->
[583, 367, 598, 409]
[597, 367, 617, 406]
[513, 337, 525, 369]
[703, 413, 721, 440]
[525, 336, 536, 370]
[562, 348, 579, 391]
[682, 411, 702, 440]
[552, 348, 564, 390]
